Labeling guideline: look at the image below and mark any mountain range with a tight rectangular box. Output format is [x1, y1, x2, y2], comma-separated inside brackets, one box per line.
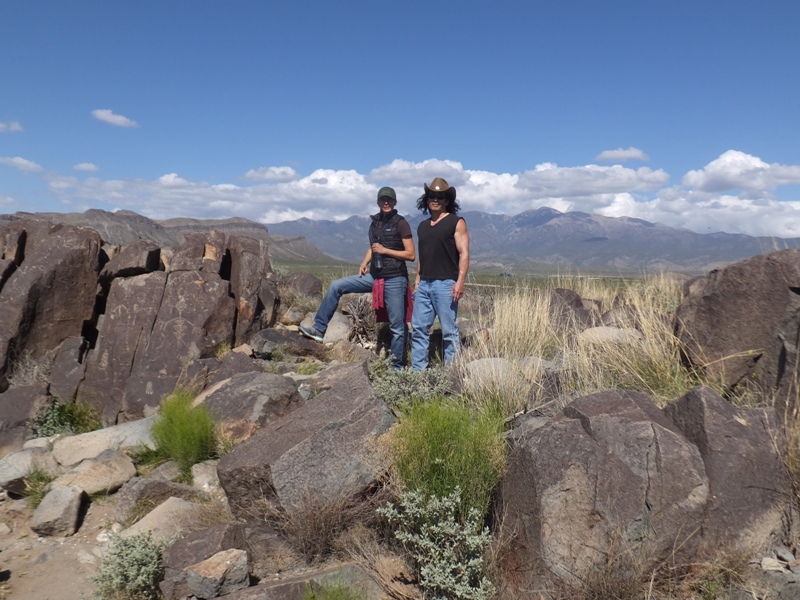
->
[267, 207, 799, 274]
[3, 207, 797, 274]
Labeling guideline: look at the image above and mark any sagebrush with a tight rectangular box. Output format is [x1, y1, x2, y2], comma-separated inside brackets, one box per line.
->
[91, 533, 165, 600]
[378, 488, 495, 600]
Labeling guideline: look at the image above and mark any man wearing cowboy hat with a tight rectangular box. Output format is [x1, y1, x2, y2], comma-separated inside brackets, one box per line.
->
[300, 186, 416, 369]
[410, 177, 470, 370]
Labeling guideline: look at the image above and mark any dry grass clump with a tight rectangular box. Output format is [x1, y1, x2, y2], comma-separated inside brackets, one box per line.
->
[462, 274, 695, 414]
[6, 349, 55, 387]
[265, 489, 384, 564]
[565, 279, 695, 406]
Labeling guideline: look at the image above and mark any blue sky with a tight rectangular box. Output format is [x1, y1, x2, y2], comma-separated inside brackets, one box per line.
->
[2, 1, 799, 237]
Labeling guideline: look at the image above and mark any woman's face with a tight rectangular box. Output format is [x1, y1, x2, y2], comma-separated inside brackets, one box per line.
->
[378, 197, 396, 213]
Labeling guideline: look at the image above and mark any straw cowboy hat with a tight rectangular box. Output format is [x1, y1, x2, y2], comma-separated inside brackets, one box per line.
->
[424, 177, 457, 202]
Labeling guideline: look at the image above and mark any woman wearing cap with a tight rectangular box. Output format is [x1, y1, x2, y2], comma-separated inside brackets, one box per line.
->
[411, 177, 470, 371]
[300, 187, 415, 369]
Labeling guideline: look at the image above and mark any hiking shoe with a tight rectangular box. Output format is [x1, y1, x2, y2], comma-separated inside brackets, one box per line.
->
[299, 325, 324, 343]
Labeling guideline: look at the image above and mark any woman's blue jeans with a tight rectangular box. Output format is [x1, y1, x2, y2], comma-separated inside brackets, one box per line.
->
[410, 279, 460, 371]
[313, 273, 408, 368]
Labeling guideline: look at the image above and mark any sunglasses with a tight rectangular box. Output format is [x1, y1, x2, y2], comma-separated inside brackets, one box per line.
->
[428, 193, 446, 201]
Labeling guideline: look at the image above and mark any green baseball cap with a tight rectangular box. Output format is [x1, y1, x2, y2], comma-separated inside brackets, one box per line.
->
[377, 186, 397, 201]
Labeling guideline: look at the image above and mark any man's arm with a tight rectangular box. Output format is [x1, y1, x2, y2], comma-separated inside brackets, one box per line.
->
[451, 218, 470, 301]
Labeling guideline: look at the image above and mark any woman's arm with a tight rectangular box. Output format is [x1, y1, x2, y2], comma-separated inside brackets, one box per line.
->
[358, 247, 372, 276]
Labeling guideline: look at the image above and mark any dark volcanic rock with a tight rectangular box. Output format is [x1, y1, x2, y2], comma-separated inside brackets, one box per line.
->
[78, 272, 167, 424]
[227, 235, 279, 344]
[216, 362, 394, 521]
[0, 383, 49, 456]
[0, 222, 102, 390]
[676, 249, 800, 407]
[664, 386, 788, 555]
[500, 390, 708, 588]
[122, 270, 235, 419]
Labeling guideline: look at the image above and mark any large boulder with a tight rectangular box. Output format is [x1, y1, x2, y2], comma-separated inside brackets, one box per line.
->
[664, 386, 789, 555]
[676, 249, 800, 407]
[160, 524, 247, 600]
[0, 222, 102, 390]
[98, 239, 161, 281]
[217, 362, 395, 521]
[195, 372, 304, 444]
[500, 390, 709, 589]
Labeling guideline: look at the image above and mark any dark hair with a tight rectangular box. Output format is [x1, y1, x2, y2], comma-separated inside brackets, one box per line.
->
[416, 193, 460, 215]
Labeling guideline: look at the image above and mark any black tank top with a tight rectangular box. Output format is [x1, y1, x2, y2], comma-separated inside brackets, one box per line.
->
[417, 214, 462, 280]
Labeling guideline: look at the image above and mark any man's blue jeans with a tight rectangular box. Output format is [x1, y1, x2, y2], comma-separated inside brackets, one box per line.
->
[313, 273, 408, 368]
[410, 279, 460, 371]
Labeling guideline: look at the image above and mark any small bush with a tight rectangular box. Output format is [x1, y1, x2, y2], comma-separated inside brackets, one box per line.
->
[390, 398, 505, 521]
[378, 488, 495, 600]
[32, 398, 102, 437]
[214, 340, 232, 360]
[150, 389, 216, 476]
[91, 533, 165, 600]
[23, 468, 55, 509]
[369, 356, 452, 410]
[304, 581, 368, 600]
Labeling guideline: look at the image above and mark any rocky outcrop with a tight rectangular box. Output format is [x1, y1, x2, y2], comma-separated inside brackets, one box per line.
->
[0, 223, 102, 390]
[0, 217, 281, 423]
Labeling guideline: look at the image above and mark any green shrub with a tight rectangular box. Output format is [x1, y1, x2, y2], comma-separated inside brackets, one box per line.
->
[378, 488, 495, 600]
[303, 581, 367, 600]
[369, 356, 452, 410]
[150, 389, 216, 475]
[91, 533, 165, 600]
[390, 398, 505, 521]
[32, 398, 102, 437]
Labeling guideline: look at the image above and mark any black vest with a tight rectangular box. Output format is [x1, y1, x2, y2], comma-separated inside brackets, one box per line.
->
[368, 210, 409, 279]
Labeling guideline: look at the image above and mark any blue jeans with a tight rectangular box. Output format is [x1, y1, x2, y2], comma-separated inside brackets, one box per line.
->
[313, 273, 408, 369]
[411, 279, 460, 371]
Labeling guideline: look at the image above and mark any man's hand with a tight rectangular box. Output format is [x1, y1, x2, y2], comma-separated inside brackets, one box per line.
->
[451, 280, 465, 302]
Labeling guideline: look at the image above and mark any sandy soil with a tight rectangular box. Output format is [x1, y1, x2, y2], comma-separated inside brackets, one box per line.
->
[0, 494, 117, 600]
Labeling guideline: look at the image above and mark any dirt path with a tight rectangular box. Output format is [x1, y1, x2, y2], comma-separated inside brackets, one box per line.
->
[0, 494, 117, 600]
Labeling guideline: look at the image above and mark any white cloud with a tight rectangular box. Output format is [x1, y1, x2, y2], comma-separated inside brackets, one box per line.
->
[682, 150, 800, 193]
[595, 147, 650, 162]
[74, 162, 98, 172]
[0, 156, 44, 172]
[598, 188, 800, 237]
[242, 166, 298, 182]
[36, 151, 800, 239]
[91, 109, 139, 128]
[0, 195, 15, 206]
[516, 163, 669, 201]
[0, 121, 23, 133]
